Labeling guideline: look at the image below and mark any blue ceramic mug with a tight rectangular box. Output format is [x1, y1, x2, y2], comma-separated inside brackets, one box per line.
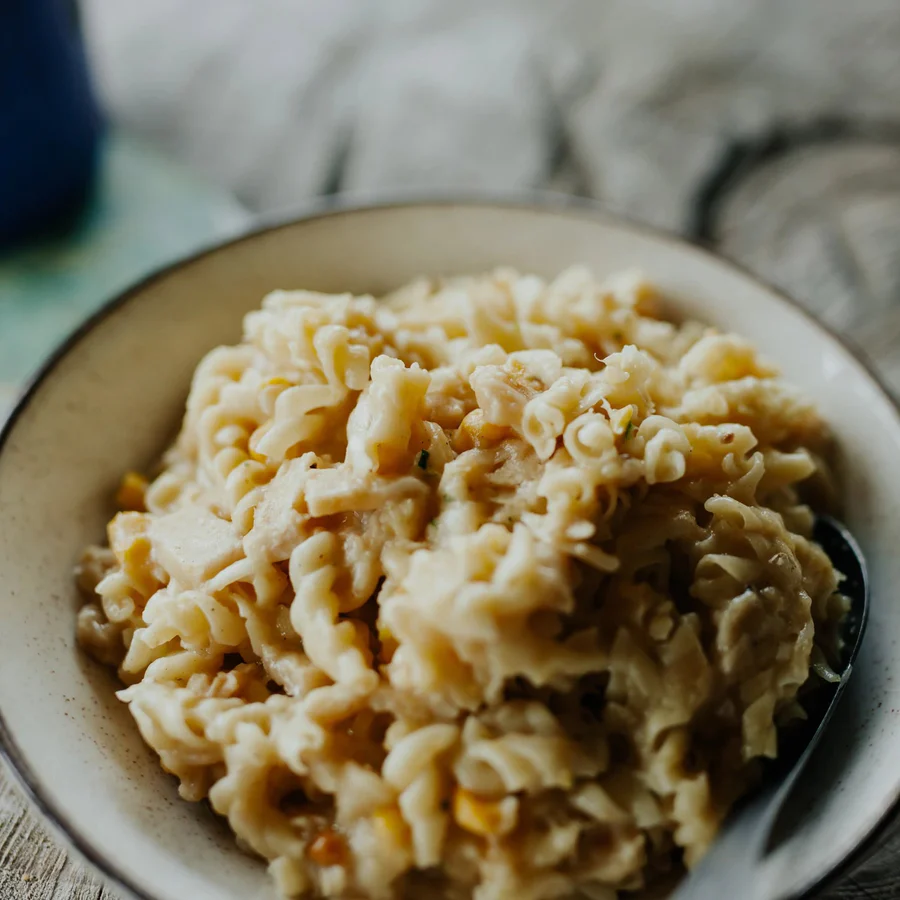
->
[0, 0, 102, 246]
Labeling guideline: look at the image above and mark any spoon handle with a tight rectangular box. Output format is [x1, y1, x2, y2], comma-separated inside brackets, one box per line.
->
[667, 764, 797, 900]
[669, 663, 854, 900]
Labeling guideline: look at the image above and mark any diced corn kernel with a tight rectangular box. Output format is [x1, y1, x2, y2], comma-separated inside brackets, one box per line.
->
[608, 405, 634, 438]
[377, 623, 398, 663]
[452, 788, 517, 837]
[107, 512, 158, 592]
[116, 472, 148, 511]
[108, 511, 149, 556]
[307, 829, 346, 868]
[372, 806, 409, 844]
[372, 806, 410, 846]
[122, 538, 152, 571]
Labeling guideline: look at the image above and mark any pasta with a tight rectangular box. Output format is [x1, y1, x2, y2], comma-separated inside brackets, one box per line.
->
[76, 266, 846, 899]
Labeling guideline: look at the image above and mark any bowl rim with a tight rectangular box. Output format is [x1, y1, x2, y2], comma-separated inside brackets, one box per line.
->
[0, 191, 896, 900]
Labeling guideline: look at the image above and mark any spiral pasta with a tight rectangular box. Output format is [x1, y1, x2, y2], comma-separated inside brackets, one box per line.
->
[76, 266, 846, 899]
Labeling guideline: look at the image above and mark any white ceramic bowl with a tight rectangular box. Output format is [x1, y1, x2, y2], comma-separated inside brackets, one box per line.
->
[1, 200, 898, 900]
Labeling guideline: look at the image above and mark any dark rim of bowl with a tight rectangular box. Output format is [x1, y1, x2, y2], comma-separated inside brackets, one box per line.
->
[0, 191, 896, 900]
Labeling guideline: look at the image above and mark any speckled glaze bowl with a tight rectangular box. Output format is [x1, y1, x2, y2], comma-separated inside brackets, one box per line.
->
[0, 200, 898, 900]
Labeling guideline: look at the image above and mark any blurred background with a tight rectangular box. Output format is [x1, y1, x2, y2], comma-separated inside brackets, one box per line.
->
[3, 0, 900, 406]
[1, 2, 900, 896]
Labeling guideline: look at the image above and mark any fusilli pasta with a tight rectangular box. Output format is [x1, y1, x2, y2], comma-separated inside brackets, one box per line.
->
[76, 267, 846, 899]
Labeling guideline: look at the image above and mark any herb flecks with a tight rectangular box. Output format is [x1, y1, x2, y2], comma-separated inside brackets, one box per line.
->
[416, 449, 430, 470]
[623, 420, 634, 440]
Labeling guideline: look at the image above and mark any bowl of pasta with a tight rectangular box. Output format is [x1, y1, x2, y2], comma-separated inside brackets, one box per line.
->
[0, 198, 898, 900]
